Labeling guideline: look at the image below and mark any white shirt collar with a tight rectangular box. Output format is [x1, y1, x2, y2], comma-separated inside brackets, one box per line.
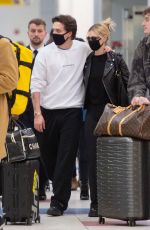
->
[29, 44, 45, 52]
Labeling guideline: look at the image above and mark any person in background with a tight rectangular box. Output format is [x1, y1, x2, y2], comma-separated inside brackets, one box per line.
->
[71, 164, 79, 191]
[20, 18, 47, 129]
[71, 37, 85, 191]
[71, 108, 89, 201]
[30, 14, 91, 216]
[27, 18, 47, 52]
[19, 18, 49, 201]
[84, 18, 129, 217]
[128, 7, 150, 106]
[0, 37, 18, 229]
[78, 108, 89, 200]
[71, 39, 89, 198]
[46, 29, 53, 45]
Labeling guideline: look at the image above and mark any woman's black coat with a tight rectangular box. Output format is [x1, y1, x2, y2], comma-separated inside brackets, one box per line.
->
[84, 51, 130, 107]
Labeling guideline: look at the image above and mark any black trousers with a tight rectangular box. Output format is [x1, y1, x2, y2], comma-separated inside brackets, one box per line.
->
[84, 105, 104, 207]
[72, 120, 88, 185]
[19, 97, 34, 130]
[38, 107, 82, 210]
[78, 120, 88, 184]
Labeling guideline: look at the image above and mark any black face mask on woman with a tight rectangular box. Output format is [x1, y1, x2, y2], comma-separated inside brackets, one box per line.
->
[88, 38, 102, 51]
[52, 32, 68, 46]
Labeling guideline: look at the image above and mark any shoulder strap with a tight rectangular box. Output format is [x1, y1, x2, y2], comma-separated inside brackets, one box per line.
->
[6, 93, 11, 117]
[0, 35, 12, 42]
[12, 42, 20, 65]
[114, 53, 122, 77]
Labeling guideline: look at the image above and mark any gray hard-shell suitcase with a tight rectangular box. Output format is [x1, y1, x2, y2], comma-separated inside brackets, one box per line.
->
[97, 137, 150, 226]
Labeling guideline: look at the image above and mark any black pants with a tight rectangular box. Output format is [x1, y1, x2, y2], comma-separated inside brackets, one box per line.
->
[84, 106, 104, 207]
[19, 97, 34, 130]
[38, 107, 82, 210]
[72, 120, 88, 185]
[78, 121, 88, 184]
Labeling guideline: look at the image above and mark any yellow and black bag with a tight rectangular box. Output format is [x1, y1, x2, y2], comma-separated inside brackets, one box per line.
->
[0, 36, 33, 115]
[10, 42, 33, 115]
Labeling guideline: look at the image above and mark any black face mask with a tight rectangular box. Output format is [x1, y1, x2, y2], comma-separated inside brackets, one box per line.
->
[88, 39, 102, 51]
[52, 32, 68, 46]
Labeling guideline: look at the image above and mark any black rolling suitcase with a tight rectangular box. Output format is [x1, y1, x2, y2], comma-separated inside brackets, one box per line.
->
[2, 160, 40, 225]
[97, 137, 150, 226]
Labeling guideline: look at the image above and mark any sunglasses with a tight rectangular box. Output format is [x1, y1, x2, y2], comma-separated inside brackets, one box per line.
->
[86, 36, 101, 41]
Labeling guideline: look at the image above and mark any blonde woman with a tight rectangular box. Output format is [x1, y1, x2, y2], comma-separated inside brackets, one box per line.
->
[83, 18, 129, 217]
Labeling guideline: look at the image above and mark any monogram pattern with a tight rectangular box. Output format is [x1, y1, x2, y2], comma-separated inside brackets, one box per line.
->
[94, 103, 150, 140]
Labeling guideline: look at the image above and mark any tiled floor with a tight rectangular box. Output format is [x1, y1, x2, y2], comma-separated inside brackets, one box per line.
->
[3, 188, 150, 230]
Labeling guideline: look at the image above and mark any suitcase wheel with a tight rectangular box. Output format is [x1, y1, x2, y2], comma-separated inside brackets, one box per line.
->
[26, 218, 32, 225]
[35, 215, 40, 223]
[99, 216, 105, 224]
[127, 219, 136, 227]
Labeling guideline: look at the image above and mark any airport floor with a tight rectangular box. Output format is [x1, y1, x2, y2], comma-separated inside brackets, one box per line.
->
[3, 186, 150, 230]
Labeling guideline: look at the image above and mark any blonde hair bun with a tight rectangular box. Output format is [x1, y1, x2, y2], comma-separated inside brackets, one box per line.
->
[102, 18, 116, 31]
[88, 18, 116, 39]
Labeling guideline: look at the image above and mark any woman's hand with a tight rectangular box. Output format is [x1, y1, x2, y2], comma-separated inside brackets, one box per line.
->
[104, 45, 112, 52]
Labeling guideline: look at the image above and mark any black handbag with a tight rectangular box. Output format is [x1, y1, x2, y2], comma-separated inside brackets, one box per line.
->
[6, 119, 40, 162]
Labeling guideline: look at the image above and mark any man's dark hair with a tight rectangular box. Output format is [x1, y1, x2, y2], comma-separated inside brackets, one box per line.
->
[28, 18, 46, 29]
[143, 7, 150, 16]
[52, 15, 77, 40]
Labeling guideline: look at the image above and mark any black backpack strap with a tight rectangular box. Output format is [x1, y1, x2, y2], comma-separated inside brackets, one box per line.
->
[6, 93, 11, 117]
[19, 61, 32, 68]
[10, 89, 30, 108]
[0, 35, 12, 42]
[11, 42, 20, 66]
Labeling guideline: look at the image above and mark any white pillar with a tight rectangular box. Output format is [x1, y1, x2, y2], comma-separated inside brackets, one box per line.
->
[148, 0, 150, 6]
[94, 0, 103, 22]
[58, 0, 73, 13]
[57, 0, 94, 40]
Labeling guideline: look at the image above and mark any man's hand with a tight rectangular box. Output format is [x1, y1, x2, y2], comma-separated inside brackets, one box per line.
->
[104, 45, 112, 52]
[131, 96, 150, 106]
[34, 114, 45, 132]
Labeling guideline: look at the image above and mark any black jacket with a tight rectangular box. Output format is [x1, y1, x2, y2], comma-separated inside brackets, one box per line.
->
[84, 51, 129, 107]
